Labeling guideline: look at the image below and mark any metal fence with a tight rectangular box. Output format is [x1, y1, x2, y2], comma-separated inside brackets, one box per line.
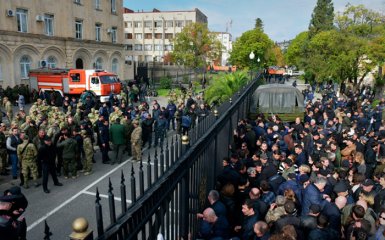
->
[53, 73, 264, 240]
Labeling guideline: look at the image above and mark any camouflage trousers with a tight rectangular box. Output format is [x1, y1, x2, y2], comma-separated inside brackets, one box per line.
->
[83, 152, 93, 173]
[131, 142, 142, 161]
[63, 158, 77, 177]
[22, 160, 38, 187]
[0, 149, 7, 172]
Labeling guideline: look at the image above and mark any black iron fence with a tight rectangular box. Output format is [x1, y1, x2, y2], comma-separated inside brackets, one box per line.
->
[45, 74, 264, 240]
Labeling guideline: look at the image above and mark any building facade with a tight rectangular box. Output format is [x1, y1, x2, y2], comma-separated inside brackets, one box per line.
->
[213, 32, 232, 66]
[123, 8, 207, 64]
[0, 0, 126, 87]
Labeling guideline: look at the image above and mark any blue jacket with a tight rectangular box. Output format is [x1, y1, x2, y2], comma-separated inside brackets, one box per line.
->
[301, 184, 328, 216]
[278, 179, 303, 204]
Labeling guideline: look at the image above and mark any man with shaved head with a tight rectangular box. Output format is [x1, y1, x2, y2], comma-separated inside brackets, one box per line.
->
[198, 207, 229, 239]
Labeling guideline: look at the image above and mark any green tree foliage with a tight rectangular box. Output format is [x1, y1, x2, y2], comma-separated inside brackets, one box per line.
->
[204, 71, 249, 105]
[308, 0, 334, 37]
[171, 22, 222, 69]
[285, 31, 309, 67]
[255, 18, 264, 31]
[229, 29, 275, 69]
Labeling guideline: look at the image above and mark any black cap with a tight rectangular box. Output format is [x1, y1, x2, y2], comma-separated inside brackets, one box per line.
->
[333, 182, 348, 193]
[287, 173, 296, 180]
[362, 179, 374, 186]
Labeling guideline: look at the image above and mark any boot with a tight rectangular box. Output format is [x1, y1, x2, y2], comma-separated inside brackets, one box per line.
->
[23, 177, 29, 189]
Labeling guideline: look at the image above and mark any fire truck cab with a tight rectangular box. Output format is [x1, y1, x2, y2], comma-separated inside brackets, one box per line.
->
[29, 68, 121, 103]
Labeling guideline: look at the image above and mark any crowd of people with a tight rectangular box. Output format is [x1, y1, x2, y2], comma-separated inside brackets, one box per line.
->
[198, 84, 385, 240]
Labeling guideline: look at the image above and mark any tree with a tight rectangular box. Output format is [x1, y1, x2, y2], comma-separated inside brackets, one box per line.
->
[308, 0, 334, 37]
[171, 22, 222, 69]
[229, 29, 275, 69]
[255, 18, 264, 31]
[285, 31, 309, 68]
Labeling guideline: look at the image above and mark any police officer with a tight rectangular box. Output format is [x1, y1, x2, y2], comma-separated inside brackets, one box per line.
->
[131, 120, 142, 161]
[81, 130, 93, 175]
[154, 113, 167, 147]
[17, 135, 40, 189]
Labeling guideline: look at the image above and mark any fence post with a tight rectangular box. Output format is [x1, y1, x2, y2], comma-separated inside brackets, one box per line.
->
[154, 148, 159, 182]
[130, 163, 136, 202]
[139, 158, 144, 196]
[69, 218, 93, 240]
[108, 178, 117, 224]
[95, 188, 104, 236]
[120, 170, 127, 213]
[147, 153, 152, 188]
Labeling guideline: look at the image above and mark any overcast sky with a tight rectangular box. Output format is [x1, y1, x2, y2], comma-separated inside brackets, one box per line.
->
[123, 0, 385, 42]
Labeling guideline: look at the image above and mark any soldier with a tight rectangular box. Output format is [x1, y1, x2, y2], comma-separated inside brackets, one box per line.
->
[81, 130, 93, 175]
[123, 115, 134, 156]
[32, 129, 46, 177]
[56, 132, 78, 179]
[3, 97, 13, 122]
[131, 120, 142, 161]
[0, 123, 8, 175]
[17, 135, 40, 189]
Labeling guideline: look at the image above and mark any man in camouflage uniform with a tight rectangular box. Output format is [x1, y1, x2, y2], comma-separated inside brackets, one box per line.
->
[81, 130, 93, 175]
[0, 123, 7, 175]
[17, 134, 40, 188]
[131, 120, 142, 161]
[3, 97, 13, 122]
[57, 132, 78, 178]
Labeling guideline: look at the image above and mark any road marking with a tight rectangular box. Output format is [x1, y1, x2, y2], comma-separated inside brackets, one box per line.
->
[27, 159, 131, 232]
[83, 190, 132, 203]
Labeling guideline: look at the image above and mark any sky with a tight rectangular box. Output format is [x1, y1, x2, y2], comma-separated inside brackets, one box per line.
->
[123, 0, 385, 42]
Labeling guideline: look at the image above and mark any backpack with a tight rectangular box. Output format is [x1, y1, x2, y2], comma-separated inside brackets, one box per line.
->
[181, 115, 192, 128]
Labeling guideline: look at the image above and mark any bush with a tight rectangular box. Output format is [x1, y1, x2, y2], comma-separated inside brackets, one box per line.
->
[159, 76, 172, 89]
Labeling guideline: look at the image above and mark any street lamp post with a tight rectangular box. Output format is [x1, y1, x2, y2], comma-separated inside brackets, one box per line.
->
[249, 51, 255, 81]
[257, 57, 261, 73]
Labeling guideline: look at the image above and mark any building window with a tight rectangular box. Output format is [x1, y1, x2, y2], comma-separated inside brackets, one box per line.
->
[135, 33, 142, 39]
[95, 57, 103, 70]
[134, 21, 142, 28]
[111, 0, 116, 13]
[20, 55, 31, 79]
[154, 20, 162, 28]
[75, 20, 83, 39]
[125, 33, 132, 39]
[124, 22, 132, 28]
[95, 23, 102, 41]
[154, 33, 162, 39]
[44, 14, 54, 36]
[111, 58, 118, 74]
[125, 44, 133, 50]
[144, 44, 152, 51]
[165, 33, 173, 40]
[166, 20, 173, 27]
[111, 27, 117, 43]
[16, 9, 28, 33]
[144, 21, 152, 28]
[175, 20, 183, 27]
[164, 45, 173, 51]
[134, 44, 143, 51]
[154, 44, 162, 51]
[145, 33, 152, 39]
[145, 55, 153, 62]
[95, 0, 101, 9]
[47, 56, 57, 68]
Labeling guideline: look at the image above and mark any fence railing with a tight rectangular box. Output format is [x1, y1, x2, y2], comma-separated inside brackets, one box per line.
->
[46, 74, 264, 240]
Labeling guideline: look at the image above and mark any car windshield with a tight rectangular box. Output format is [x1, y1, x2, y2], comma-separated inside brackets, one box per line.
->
[100, 75, 118, 84]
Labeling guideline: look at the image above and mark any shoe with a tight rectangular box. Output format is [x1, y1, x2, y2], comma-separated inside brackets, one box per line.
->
[79, 170, 85, 173]
[54, 182, 63, 186]
[64, 176, 69, 179]
[84, 172, 92, 176]
[44, 189, 50, 194]
[72, 175, 79, 179]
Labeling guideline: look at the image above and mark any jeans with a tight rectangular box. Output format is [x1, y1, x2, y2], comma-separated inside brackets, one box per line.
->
[9, 153, 18, 177]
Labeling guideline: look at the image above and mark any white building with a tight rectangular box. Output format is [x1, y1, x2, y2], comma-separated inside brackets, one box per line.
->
[213, 32, 232, 66]
[123, 8, 207, 63]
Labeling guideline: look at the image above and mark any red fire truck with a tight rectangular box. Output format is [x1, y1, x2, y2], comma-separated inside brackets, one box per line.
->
[29, 68, 121, 102]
